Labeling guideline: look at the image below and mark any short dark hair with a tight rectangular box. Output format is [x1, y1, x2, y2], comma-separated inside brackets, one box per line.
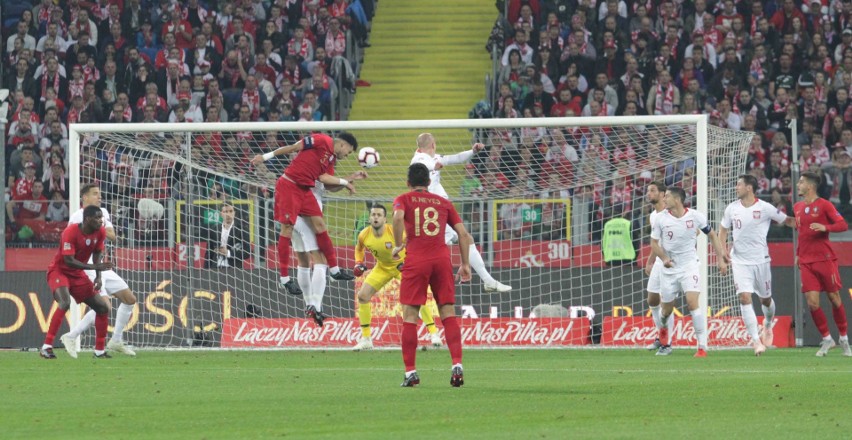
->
[648, 181, 666, 192]
[667, 186, 686, 203]
[337, 131, 358, 150]
[408, 163, 430, 188]
[83, 204, 101, 219]
[371, 203, 387, 216]
[739, 174, 758, 192]
[81, 182, 99, 197]
[801, 171, 821, 187]
[221, 201, 235, 211]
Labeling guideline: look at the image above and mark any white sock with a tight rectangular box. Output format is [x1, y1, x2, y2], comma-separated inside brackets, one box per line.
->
[67, 309, 96, 339]
[840, 335, 849, 343]
[469, 244, 495, 284]
[650, 305, 662, 329]
[42, 343, 52, 349]
[691, 309, 708, 349]
[740, 304, 760, 343]
[665, 313, 674, 344]
[311, 264, 328, 311]
[452, 363, 463, 369]
[280, 276, 290, 284]
[329, 266, 340, 275]
[111, 302, 134, 343]
[297, 267, 312, 306]
[405, 370, 417, 377]
[761, 299, 776, 328]
[823, 335, 834, 342]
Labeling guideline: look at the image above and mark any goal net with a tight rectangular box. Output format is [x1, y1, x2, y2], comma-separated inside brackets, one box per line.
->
[68, 116, 754, 350]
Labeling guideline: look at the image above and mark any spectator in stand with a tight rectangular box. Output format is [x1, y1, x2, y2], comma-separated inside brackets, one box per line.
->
[821, 150, 852, 216]
[502, 29, 534, 67]
[5, 58, 37, 98]
[324, 17, 346, 58]
[8, 147, 42, 189]
[6, 20, 37, 56]
[7, 179, 48, 232]
[522, 79, 554, 114]
[496, 96, 518, 118]
[45, 190, 69, 223]
[648, 70, 679, 115]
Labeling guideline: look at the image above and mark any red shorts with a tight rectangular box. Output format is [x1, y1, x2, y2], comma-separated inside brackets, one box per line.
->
[274, 176, 322, 225]
[400, 258, 456, 306]
[799, 260, 842, 293]
[46, 269, 97, 303]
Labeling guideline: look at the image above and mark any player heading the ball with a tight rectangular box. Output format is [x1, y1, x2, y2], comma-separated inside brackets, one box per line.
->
[252, 132, 365, 295]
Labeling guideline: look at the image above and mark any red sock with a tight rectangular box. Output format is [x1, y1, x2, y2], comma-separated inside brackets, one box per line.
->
[442, 316, 463, 365]
[44, 308, 67, 346]
[810, 308, 831, 338]
[314, 231, 338, 268]
[660, 327, 669, 345]
[402, 322, 418, 372]
[277, 235, 292, 277]
[95, 313, 108, 351]
[832, 304, 848, 337]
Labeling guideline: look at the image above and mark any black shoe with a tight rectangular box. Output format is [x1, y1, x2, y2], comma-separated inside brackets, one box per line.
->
[330, 270, 355, 281]
[40, 347, 57, 359]
[401, 371, 420, 387]
[282, 279, 303, 296]
[93, 352, 112, 359]
[306, 305, 325, 327]
[450, 366, 464, 387]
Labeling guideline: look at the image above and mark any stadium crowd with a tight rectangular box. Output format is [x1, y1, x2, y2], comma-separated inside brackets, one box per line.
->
[473, 0, 852, 241]
[3, 0, 372, 243]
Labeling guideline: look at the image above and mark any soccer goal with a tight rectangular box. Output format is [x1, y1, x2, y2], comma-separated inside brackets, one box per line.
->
[67, 116, 756, 350]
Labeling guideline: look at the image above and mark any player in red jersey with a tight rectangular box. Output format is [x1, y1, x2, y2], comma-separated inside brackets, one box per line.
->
[789, 172, 851, 357]
[41, 206, 114, 359]
[392, 163, 472, 387]
[251, 132, 365, 296]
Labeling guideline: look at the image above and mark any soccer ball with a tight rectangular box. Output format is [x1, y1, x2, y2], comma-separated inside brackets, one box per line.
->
[358, 147, 380, 169]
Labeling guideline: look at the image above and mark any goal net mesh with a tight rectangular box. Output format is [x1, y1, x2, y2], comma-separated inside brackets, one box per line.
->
[72, 118, 753, 349]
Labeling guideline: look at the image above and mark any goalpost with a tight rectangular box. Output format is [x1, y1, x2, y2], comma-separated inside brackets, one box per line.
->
[68, 116, 756, 350]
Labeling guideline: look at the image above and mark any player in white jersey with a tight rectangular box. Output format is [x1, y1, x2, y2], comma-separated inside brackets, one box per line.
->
[410, 133, 511, 292]
[651, 187, 729, 357]
[719, 175, 790, 356]
[292, 169, 367, 326]
[643, 182, 675, 354]
[60, 183, 137, 357]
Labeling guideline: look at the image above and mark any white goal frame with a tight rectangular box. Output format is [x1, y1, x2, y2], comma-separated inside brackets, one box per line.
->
[68, 115, 713, 344]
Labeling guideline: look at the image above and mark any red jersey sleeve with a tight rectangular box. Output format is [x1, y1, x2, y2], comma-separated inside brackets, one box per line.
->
[60, 226, 79, 256]
[822, 199, 848, 232]
[303, 133, 333, 151]
[393, 195, 406, 213]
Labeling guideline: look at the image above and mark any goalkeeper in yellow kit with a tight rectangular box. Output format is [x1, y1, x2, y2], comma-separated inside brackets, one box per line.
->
[352, 204, 443, 350]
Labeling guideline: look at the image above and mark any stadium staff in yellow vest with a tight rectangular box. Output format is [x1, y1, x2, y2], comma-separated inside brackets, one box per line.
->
[602, 214, 636, 264]
[351, 204, 443, 351]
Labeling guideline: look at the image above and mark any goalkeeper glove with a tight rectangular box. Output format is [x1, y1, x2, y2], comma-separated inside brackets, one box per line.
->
[353, 263, 368, 277]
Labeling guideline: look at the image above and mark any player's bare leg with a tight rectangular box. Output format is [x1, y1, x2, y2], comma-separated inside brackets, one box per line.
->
[400, 305, 421, 386]
[354, 283, 378, 351]
[758, 296, 776, 347]
[739, 292, 766, 356]
[685, 292, 708, 357]
[308, 216, 353, 281]
[827, 291, 850, 356]
[806, 290, 836, 356]
[277, 224, 303, 295]
[438, 303, 464, 386]
[82, 294, 112, 358]
[107, 289, 136, 355]
[447, 229, 509, 292]
[42, 287, 72, 359]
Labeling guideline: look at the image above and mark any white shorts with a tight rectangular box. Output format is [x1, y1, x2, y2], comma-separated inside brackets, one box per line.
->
[659, 265, 700, 303]
[84, 270, 129, 296]
[444, 225, 458, 245]
[732, 262, 772, 298]
[646, 262, 663, 293]
[292, 216, 318, 252]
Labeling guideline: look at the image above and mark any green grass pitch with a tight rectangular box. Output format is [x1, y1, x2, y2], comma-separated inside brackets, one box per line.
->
[1, 348, 849, 439]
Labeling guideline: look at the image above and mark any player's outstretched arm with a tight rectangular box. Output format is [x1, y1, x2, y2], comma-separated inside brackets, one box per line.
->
[318, 173, 356, 194]
[824, 205, 849, 232]
[440, 143, 484, 166]
[250, 140, 304, 165]
[63, 255, 113, 272]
